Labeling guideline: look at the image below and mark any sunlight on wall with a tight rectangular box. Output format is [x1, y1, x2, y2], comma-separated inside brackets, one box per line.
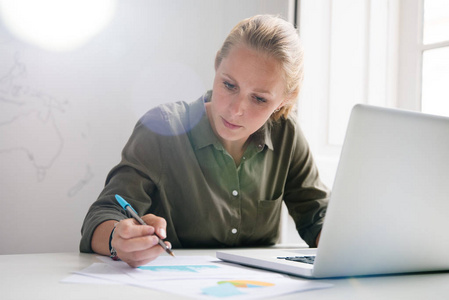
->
[0, 0, 117, 51]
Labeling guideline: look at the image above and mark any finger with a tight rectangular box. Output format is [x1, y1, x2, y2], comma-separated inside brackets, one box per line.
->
[126, 250, 164, 268]
[125, 241, 173, 268]
[120, 242, 166, 268]
[142, 214, 167, 239]
[164, 241, 172, 250]
[114, 234, 160, 253]
[115, 218, 155, 239]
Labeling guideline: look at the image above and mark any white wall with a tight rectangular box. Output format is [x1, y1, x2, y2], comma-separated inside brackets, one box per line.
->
[0, 0, 291, 254]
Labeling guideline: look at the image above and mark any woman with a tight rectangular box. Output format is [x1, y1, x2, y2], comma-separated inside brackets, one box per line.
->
[80, 14, 329, 267]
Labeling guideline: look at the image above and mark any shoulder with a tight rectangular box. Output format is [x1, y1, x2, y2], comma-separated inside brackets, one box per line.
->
[268, 114, 309, 153]
[270, 114, 305, 139]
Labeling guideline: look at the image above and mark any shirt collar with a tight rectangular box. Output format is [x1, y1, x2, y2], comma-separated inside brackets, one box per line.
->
[190, 91, 274, 152]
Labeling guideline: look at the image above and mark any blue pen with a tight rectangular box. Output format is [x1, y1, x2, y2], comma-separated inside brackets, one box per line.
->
[115, 194, 175, 257]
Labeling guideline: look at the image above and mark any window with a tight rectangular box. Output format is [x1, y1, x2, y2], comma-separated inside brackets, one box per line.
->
[421, 0, 449, 116]
[297, 0, 400, 188]
[399, 0, 449, 115]
[297, 0, 449, 187]
[280, 0, 449, 244]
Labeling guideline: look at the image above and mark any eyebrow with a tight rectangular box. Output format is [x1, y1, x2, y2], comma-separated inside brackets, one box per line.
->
[222, 73, 274, 96]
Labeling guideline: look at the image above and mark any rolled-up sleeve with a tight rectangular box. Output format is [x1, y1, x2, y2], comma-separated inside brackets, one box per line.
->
[282, 122, 330, 247]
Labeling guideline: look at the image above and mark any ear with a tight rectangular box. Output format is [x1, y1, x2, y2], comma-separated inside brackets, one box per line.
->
[279, 93, 296, 110]
[276, 99, 288, 111]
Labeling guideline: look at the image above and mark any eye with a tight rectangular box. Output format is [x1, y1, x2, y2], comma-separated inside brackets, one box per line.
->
[223, 81, 236, 90]
[253, 95, 267, 103]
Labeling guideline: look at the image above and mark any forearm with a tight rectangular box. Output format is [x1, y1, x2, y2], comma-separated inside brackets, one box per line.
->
[316, 230, 322, 247]
[91, 220, 117, 256]
[287, 197, 328, 247]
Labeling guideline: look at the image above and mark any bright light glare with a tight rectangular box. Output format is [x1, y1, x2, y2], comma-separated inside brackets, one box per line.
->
[0, 0, 117, 51]
[422, 47, 449, 117]
[423, 0, 449, 45]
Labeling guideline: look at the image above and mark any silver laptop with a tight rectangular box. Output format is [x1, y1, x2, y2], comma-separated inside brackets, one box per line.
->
[217, 104, 449, 278]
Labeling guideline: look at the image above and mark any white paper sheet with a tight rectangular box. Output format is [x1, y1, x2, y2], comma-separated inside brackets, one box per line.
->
[64, 256, 333, 299]
[97, 255, 286, 280]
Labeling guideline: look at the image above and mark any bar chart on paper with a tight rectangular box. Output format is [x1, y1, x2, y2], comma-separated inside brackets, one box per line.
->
[138, 265, 219, 273]
[125, 256, 280, 280]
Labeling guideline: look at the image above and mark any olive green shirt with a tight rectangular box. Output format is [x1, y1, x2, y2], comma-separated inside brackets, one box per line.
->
[80, 91, 329, 252]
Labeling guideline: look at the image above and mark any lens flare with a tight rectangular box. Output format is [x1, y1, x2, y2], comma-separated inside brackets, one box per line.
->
[0, 0, 117, 51]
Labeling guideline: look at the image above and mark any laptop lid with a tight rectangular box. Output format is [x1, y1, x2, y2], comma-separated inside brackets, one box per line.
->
[217, 104, 449, 278]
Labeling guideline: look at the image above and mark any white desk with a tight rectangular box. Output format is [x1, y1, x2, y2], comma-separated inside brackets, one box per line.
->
[2, 249, 449, 300]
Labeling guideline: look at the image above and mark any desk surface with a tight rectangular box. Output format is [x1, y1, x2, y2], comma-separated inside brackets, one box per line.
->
[2, 249, 449, 300]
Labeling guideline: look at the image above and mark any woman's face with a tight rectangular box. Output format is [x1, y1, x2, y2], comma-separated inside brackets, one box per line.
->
[208, 45, 287, 148]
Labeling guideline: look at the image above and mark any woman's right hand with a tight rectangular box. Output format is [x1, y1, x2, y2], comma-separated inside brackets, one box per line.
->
[111, 214, 171, 267]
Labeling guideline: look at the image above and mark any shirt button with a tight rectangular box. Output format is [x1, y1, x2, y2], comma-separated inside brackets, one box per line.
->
[232, 190, 238, 196]
[231, 228, 238, 234]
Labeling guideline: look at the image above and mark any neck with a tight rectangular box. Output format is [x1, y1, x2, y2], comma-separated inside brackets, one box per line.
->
[222, 139, 247, 165]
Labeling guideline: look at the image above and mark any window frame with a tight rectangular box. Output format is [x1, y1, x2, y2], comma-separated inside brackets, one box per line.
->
[399, 0, 449, 111]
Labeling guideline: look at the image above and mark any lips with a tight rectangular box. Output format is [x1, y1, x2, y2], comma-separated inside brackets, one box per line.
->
[222, 117, 242, 130]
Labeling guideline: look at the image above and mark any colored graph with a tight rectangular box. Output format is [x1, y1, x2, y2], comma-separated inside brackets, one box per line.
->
[217, 280, 275, 288]
[138, 265, 219, 273]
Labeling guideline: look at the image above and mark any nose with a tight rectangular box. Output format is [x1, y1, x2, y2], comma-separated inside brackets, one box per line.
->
[229, 94, 245, 116]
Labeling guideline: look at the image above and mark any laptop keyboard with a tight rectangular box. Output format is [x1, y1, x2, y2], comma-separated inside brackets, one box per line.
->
[277, 256, 315, 265]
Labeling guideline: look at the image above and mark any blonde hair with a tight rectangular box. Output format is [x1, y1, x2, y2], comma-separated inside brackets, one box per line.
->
[215, 15, 304, 121]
